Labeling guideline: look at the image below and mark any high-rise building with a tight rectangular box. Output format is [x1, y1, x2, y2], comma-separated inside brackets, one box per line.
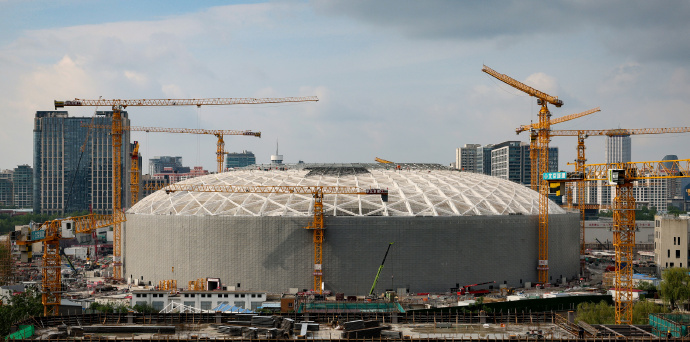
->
[455, 144, 480, 172]
[33, 111, 131, 214]
[225, 150, 256, 169]
[12, 165, 32, 209]
[605, 134, 631, 164]
[0, 170, 13, 207]
[491, 141, 531, 184]
[148, 156, 186, 175]
[490, 141, 558, 186]
[475, 144, 493, 175]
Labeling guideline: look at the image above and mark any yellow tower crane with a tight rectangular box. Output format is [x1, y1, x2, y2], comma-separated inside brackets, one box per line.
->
[482, 65, 600, 284]
[375, 157, 394, 164]
[549, 127, 690, 257]
[56, 96, 319, 280]
[545, 159, 690, 324]
[162, 184, 388, 294]
[14, 212, 126, 315]
[83, 124, 262, 204]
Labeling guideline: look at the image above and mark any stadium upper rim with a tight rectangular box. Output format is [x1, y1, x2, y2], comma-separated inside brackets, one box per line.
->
[128, 163, 566, 217]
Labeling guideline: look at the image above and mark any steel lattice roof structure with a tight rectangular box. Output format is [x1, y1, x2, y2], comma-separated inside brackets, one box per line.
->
[128, 164, 566, 217]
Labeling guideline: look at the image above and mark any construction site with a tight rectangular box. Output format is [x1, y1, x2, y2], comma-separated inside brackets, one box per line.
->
[2, 66, 690, 341]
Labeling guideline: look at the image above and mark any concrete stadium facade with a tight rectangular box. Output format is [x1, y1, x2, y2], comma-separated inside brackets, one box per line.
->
[124, 164, 580, 294]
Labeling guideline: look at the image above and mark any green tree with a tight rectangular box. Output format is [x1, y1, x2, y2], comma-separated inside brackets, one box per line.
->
[576, 300, 666, 325]
[575, 300, 615, 324]
[89, 302, 130, 313]
[658, 267, 690, 310]
[0, 241, 12, 286]
[0, 288, 43, 336]
[636, 281, 657, 292]
[668, 205, 685, 216]
[598, 206, 657, 220]
[133, 303, 157, 313]
[633, 300, 668, 324]
[0, 211, 88, 234]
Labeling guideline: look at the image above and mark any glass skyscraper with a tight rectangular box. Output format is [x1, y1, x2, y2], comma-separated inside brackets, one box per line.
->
[33, 111, 131, 214]
[225, 150, 256, 169]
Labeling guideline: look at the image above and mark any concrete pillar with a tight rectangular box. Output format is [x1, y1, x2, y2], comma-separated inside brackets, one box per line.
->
[568, 311, 575, 324]
[216, 312, 222, 324]
[127, 313, 134, 324]
[479, 310, 487, 324]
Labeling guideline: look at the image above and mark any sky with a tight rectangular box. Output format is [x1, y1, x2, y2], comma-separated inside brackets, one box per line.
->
[2, 0, 690, 173]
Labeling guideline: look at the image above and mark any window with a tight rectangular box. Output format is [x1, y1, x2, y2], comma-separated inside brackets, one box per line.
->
[234, 301, 245, 308]
[200, 301, 212, 310]
[136, 294, 141, 298]
[251, 294, 256, 298]
[677, 250, 681, 258]
[234, 294, 239, 298]
[241, 294, 245, 298]
[669, 250, 671, 258]
[184, 294, 189, 298]
[184, 301, 195, 308]
[671, 262, 675, 267]
[152, 301, 164, 311]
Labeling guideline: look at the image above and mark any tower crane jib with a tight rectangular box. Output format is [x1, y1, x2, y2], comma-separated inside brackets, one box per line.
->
[57, 95, 318, 281]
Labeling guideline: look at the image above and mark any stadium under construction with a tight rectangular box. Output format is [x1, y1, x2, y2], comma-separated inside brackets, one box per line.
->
[124, 163, 580, 295]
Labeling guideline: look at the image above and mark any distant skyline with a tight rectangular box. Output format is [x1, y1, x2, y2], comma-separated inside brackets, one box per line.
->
[2, 1, 690, 172]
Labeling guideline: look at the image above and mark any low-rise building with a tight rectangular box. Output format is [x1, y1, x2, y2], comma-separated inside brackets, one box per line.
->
[654, 215, 690, 273]
[130, 290, 267, 312]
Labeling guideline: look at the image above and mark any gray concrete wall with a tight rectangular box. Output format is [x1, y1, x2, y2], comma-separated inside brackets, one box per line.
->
[124, 213, 579, 294]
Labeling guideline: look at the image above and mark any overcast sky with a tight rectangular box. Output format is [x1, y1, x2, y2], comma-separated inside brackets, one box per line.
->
[2, 0, 689, 173]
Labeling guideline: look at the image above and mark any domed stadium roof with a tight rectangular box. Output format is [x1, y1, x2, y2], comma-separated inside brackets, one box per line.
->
[128, 164, 566, 217]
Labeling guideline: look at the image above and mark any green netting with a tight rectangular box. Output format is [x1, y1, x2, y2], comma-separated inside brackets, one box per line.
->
[650, 313, 690, 337]
[5, 325, 34, 340]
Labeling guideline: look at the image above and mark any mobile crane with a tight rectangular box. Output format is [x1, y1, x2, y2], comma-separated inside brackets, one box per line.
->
[369, 242, 394, 297]
[458, 281, 496, 296]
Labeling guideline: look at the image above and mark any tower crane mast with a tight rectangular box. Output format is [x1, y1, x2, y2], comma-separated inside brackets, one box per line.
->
[163, 183, 388, 294]
[57, 96, 318, 280]
[482, 65, 600, 285]
[83, 124, 262, 176]
[545, 158, 690, 324]
[15, 212, 126, 315]
[549, 127, 690, 256]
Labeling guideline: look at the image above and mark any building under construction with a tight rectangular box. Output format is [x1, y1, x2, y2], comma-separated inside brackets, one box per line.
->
[124, 164, 580, 294]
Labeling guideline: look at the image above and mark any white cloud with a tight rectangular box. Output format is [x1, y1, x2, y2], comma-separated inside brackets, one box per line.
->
[124, 70, 149, 87]
[161, 84, 185, 98]
[524, 72, 561, 99]
[597, 62, 641, 95]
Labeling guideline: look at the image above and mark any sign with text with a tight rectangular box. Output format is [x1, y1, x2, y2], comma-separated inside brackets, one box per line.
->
[30, 230, 45, 241]
[542, 172, 567, 181]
